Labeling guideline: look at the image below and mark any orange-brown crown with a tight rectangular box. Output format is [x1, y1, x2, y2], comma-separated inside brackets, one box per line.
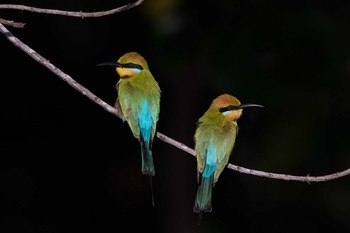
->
[211, 94, 243, 122]
[117, 52, 149, 69]
[211, 94, 241, 109]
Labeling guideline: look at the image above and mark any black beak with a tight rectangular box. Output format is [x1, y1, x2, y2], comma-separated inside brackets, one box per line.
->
[96, 62, 122, 68]
[238, 103, 265, 109]
[219, 103, 264, 113]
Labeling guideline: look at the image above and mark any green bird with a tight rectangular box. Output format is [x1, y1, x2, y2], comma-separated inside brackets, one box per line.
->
[193, 94, 263, 223]
[98, 52, 161, 206]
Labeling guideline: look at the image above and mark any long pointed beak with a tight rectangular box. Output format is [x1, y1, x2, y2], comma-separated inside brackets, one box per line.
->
[238, 103, 264, 109]
[96, 62, 122, 68]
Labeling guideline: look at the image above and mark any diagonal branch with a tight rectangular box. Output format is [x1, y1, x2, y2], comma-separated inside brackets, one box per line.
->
[1, 22, 350, 183]
[0, 17, 25, 28]
[0, 0, 144, 18]
[0, 23, 123, 121]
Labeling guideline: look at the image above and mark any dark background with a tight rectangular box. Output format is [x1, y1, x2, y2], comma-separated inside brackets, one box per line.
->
[2, 0, 350, 232]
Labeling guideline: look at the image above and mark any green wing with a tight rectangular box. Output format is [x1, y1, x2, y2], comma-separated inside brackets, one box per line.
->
[214, 124, 237, 183]
[194, 111, 238, 183]
[116, 70, 160, 141]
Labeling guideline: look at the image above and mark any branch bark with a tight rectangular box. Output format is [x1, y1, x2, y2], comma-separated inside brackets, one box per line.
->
[0, 23, 123, 121]
[0, 0, 144, 18]
[1, 5, 350, 183]
[0, 17, 25, 28]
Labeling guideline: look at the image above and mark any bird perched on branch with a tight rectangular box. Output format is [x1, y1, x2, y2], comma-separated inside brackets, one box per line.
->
[193, 94, 263, 223]
[97, 52, 161, 206]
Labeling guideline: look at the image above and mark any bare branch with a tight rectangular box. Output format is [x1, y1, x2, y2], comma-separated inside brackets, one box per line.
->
[0, 17, 25, 28]
[0, 23, 124, 121]
[226, 164, 350, 183]
[155, 131, 350, 182]
[0, 0, 144, 18]
[1, 22, 350, 183]
[157, 132, 196, 156]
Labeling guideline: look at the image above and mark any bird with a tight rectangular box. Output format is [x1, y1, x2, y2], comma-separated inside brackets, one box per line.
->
[193, 94, 263, 223]
[97, 52, 161, 206]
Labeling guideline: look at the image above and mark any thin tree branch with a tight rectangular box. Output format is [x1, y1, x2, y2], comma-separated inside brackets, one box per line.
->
[0, 17, 25, 28]
[0, 23, 124, 121]
[1, 22, 350, 183]
[156, 132, 350, 182]
[0, 0, 144, 18]
[225, 164, 350, 183]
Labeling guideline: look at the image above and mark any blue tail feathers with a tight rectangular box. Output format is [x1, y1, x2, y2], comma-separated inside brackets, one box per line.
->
[140, 138, 155, 176]
[138, 100, 155, 176]
[193, 174, 214, 213]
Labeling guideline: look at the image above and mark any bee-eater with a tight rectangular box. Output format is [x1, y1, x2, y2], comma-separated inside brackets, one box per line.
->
[193, 94, 263, 223]
[97, 52, 161, 206]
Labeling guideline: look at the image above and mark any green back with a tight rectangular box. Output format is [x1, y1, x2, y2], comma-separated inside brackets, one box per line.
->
[116, 69, 161, 141]
[194, 109, 238, 183]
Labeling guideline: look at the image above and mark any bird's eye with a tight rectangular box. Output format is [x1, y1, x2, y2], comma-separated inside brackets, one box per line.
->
[219, 105, 239, 113]
[122, 63, 143, 70]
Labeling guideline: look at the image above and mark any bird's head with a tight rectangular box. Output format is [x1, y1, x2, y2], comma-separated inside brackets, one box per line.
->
[97, 52, 148, 78]
[211, 94, 264, 121]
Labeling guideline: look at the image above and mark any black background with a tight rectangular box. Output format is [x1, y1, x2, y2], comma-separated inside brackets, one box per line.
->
[2, 0, 350, 232]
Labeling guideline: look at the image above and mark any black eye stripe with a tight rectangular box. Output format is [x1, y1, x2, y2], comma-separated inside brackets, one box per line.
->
[219, 105, 239, 113]
[122, 62, 143, 70]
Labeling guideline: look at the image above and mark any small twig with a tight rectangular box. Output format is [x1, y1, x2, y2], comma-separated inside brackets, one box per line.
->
[1, 22, 350, 183]
[0, 0, 144, 18]
[0, 17, 25, 28]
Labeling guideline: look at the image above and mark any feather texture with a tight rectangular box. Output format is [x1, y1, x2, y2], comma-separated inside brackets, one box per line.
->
[194, 94, 240, 218]
[116, 52, 161, 176]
